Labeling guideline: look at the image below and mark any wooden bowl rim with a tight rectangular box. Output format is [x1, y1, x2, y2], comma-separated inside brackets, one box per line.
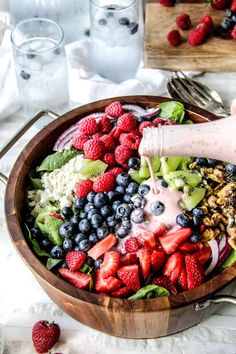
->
[4, 95, 236, 311]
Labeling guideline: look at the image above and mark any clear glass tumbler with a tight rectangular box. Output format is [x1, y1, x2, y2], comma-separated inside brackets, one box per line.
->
[11, 18, 69, 116]
[89, 0, 143, 83]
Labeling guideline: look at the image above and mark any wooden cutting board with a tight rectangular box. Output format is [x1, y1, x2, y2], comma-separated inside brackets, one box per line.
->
[145, 2, 236, 71]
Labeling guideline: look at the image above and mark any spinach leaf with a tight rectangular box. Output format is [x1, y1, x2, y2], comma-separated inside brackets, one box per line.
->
[31, 203, 59, 218]
[36, 213, 63, 246]
[29, 170, 43, 190]
[46, 258, 63, 270]
[128, 285, 170, 300]
[24, 224, 50, 257]
[36, 148, 80, 172]
[157, 101, 185, 123]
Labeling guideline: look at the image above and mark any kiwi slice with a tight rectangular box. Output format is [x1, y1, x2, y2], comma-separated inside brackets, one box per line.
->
[167, 156, 183, 172]
[178, 157, 191, 171]
[166, 170, 202, 188]
[79, 159, 107, 179]
[131, 170, 144, 184]
[139, 166, 150, 179]
[182, 185, 206, 211]
[152, 156, 161, 172]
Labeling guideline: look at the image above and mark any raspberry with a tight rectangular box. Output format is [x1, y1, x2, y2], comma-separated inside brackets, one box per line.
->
[199, 15, 214, 33]
[72, 133, 90, 150]
[176, 13, 191, 30]
[74, 180, 93, 198]
[83, 139, 105, 160]
[164, 120, 176, 125]
[196, 23, 210, 36]
[167, 30, 181, 47]
[105, 101, 124, 118]
[119, 132, 141, 150]
[100, 134, 116, 151]
[232, 25, 236, 39]
[117, 113, 137, 132]
[98, 115, 113, 133]
[109, 167, 124, 176]
[211, 0, 229, 10]
[102, 152, 116, 167]
[93, 172, 116, 192]
[124, 237, 139, 254]
[153, 117, 165, 126]
[139, 121, 154, 134]
[111, 127, 123, 139]
[78, 117, 99, 135]
[188, 28, 206, 46]
[93, 132, 103, 139]
[160, 0, 175, 6]
[115, 145, 133, 165]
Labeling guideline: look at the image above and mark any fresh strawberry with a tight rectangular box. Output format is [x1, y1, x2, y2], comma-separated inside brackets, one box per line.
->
[231, 0, 236, 11]
[188, 28, 207, 46]
[151, 250, 166, 272]
[117, 264, 140, 291]
[109, 167, 124, 176]
[49, 213, 64, 220]
[119, 132, 141, 150]
[32, 320, 60, 354]
[88, 234, 117, 260]
[72, 133, 90, 150]
[124, 237, 139, 253]
[137, 248, 151, 280]
[66, 250, 86, 271]
[163, 252, 183, 284]
[95, 270, 123, 293]
[153, 223, 166, 237]
[178, 241, 204, 253]
[74, 179, 93, 198]
[111, 286, 133, 298]
[176, 13, 191, 30]
[151, 275, 177, 295]
[98, 115, 113, 133]
[177, 266, 188, 291]
[58, 268, 90, 289]
[211, 0, 229, 10]
[83, 138, 105, 160]
[100, 251, 120, 278]
[138, 121, 154, 134]
[167, 30, 181, 47]
[117, 113, 137, 132]
[78, 116, 99, 135]
[185, 254, 205, 290]
[105, 101, 124, 118]
[93, 171, 116, 192]
[199, 15, 214, 33]
[100, 134, 116, 151]
[158, 228, 192, 255]
[200, 224, 206, 234]
[194, 246, 212, 266]
[120, 253, 138, 267]
[102, 152, 116, 167]
[136, 228, 156, 250]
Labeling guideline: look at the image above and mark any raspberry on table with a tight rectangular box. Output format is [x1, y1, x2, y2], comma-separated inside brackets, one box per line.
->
[72, 133, 90, 150]
[176, 13, 191, 30]
[93, 172, 116, 192]
[100, 134, 116, 151]
[115, 145, 133, 165]
[98, 115, 113, 133]
[105, 101, 124, 118]
[117, 113, 137, 132]
[167, 30, 181, 47]
[102, 152, 116, 167]
[84, 138, 105, 160]
[74, 180, 94, 198]
[78, 117, 99, 135]
[211, 0, 229, 10]
[188, 28, 207, 46]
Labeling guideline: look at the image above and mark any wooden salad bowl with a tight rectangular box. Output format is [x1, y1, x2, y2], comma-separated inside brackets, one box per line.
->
[3, 96, 236, 339]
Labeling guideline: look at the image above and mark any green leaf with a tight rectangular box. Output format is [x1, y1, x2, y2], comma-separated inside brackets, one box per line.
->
[128, 285, 170, 300]
[46, 258, 63, 270]
[29, 170, 43, 190]
[36, 213, 63, 246]
[157, 101, 185, 123]
[36, 148, 80, 172]
[220, 249, 236, 270]
[31, 203, 59, 218]
[24, 224, 50, 257]
[79, 264, 93, 275]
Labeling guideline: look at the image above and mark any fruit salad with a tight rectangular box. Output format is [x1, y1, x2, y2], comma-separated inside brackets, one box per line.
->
[25, 100, 236, 299]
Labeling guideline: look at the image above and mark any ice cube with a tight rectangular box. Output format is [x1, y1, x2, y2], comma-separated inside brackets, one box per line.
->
[29, 39, 44, 51]
[115, 27, 129, 46]
[26, 59, 43, 71]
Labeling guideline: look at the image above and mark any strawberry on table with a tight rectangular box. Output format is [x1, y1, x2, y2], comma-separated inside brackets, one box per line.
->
[137, 248, 151, 280]
[151, 275, 177, 295]
[66, 250, 86, 271]
[88, 233, 117, 260]
[158, 228, 192, 255]
[95, 270, 123, 293]
[151, 250, 166, 272]
[117, 264, 140, 291]
[163, 252, 183, 284]
[58, 268, 90, 289]
[185, 254, 205, 290]
[100, 250, 120, 278]
[32, 320, 60, 354]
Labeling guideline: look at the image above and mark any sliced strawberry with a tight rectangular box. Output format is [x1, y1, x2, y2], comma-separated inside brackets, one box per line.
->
[111, 286, 133, 298]
[151, 250, 166, 272]
[100, 251, 120, 279]
[151, 275, 177, 295]
[136, 228, 156, 250]
[120, 253, 138, 267]
[153, 223, 166, 237]
[124, 237, 139, 254]
[49, 213, 64, 220]
[65, 251, 86, 271]
[58, 268, 90, 289]
[163, 252, 183, 284]
[177, 266, 188, 291]
[95, 270, 122, 293]
[159, 228, 192, 255]
[178, 241, 204, 253]
[194, 246, 212, 266]
[137, 249, 151, 280]
[88, 234, 117, 260]
[117, 264, 140, 291]
[185, 254, 205, 290]
[200, 224, 206, 234]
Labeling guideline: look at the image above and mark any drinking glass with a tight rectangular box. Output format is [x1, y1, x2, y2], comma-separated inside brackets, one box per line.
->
[11, 18, 69, 116]
[89, 0, 143, 83]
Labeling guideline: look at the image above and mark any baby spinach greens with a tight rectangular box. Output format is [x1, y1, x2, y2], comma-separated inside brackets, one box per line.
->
[29, 170, 43, 190]
[36, 148, 80, 172]
[24, 224, 50, 258]
[128, 285, 170, 300]
[36, 212, 63, 246]
[46, 258, 63, 270]
[157, 101, 185, 123]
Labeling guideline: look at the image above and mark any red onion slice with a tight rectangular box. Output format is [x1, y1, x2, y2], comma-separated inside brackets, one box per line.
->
[137, 107, 161, 119]
[122, 104, 146, 115]
[218, 234, 232, 265]
[205, 239, 219, 275]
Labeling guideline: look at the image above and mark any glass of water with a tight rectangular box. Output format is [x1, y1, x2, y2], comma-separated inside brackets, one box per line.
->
[11, 18, 69, 116]
[89, 0, 143, 83]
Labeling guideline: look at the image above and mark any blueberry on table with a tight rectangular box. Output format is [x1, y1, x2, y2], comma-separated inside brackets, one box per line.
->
[193, 215, 201, 227]
[79, 211, 87, 220]
[59, 222, 76, 238]
[176, 213, 191, 227]
[31, 227, 42, 241]
[116, 173, 131, 187]
[20, 70, 31, 80]
[91, 213, 103, 228]
[221, 18, 234, 30]
[100, 205, 113, 218]
[94, 192, 109, 207]
[138, 184, 150, 197]
[87, 191, 96, 203]
[63, 238, 74, 252]
[128, 157, 140, 170]
[75, 232, 87, 245]
[116, 203, 132, 218]
[74, 197, 87, 210]
[97, 227, 109, 240]
[130, 208, 145, 223]
[61, 206, 73, 218]
[70, 215, 80, 225]
[79, 239, 92, 252]
[61, 262, 68, 269]
[79, 219, 91, 234]
[207, 158, 217, 167]
[225, 163, 236, 176]
[116, 227, 129, 238]
[126, 182, 139, 195]
[26, 214, 35, 225]
[50, 245, 64, 259]
[133, 196, 145, 209]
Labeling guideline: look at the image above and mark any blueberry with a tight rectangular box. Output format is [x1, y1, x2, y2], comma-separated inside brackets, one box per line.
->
[193, 215, 201, 227]
[94, 258, 103, 269]
[80, 211, 87, 219]
[225, 163, 236, 176]
[129, 22, 139, 35]
[89, 233, 99, 244]
[122, 219, 131, 229]
[195, 157, 208, 166]
[128, 157, 140, 170]
[40, 238, 51, 251]
[79, 239, 91, 252]
[112, 200, 122, 212]
[84, 202, 95, 213]
[86, 256, 94, 267]
[31, 227, 42, 241]
[26, 214, 35, 225]
[54, 47, 61, 55]
[133, 196, 145, 208]
[50, 245, 64, 259]
[150, 200, 165, 216]
[221, 18, 234, 30]
[116, 227, 129, 238]
[106, 11, 114, 19]
[190, 233, 201, 243]
[207, 158, 218, 167]
[116, 173, 131, 187]
[84, 29, 90, 36]
[26, 52, 36, 59]
[70, 215, 80, 225]
[107, 215, 117, 228]
[176, 213, 191, 227]
[94, 192, 109, 207]
[130, 208, 145, 223]
[126, 182, 139, 195]
[101, 205, 113, 218]
[119, 17, 130, 26]
[87, 208, 99, 220]
[74, 197, 87, 210]
[75, 232, 87, 244]
[192, 208, 205, 218]
[59, 222, 76, 238]
[138, 184, 150, 197]
[115, 186, 125, 195]
[79, 219, 91, 234]
[160, 179, 168, 188]
[91, 213, 103, 228]
[97, 227, 109, 240]
[123, 194, 132, 203]
[63, 238, 74, 251]
[61, 206, 73, 218]
[98, 18, 107, 26]
[226, 9, 234, 18]
[20, 70, 30, 80]
[116, 203, 132, 218]
[108, 190, 121, 203]
[74, 246, 81, 251]
[87, 191, 96, 203]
